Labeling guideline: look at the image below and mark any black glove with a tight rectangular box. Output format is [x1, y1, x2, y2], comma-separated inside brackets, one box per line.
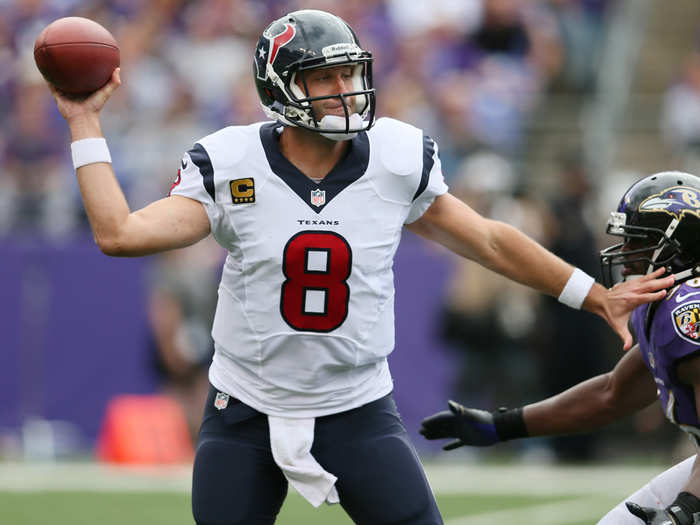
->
[627, 496, 700, 525]
[419, 400, 501, 450]
[626, 503, 678, 525]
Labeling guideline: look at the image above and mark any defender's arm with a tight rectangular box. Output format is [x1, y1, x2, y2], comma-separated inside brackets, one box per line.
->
[524, 345, 657, 435]
[420, 345, 657, 449]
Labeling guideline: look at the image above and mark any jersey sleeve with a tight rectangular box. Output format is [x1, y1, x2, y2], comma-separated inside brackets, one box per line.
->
[404, 135, 448, 224]
[169, 143, 224, 233]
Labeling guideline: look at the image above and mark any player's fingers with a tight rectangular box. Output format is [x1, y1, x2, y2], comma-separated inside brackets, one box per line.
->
[641, 290, 668, 302]
[419, 419, 438, 433]
[448, 400, 464, 415]
[625, 502, 651, 522]
[88, 68, 120, 102]
[611, 268, 673, 293]
[418, 421, 430, 436]
[421, 411, 450, 426]
[420, 414, 451, 438]
[419, 426, 444, 440]
[627, 290, 668, 312]
[622, 331, 633, 351]
[100, 69, 121, 98]
[82, 70, 120, 112]
[638, 274, 674, 291]
[625, 289, 668, 309]
[443, 439, 464, 451]
[634, 267, 672, 285]
[46, 82, 67, 103]
[614, 322, 633, 351]
[643, 266, 667, 279]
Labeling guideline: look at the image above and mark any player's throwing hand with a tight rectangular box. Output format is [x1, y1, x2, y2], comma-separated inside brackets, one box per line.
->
[48, 68, 121, 122]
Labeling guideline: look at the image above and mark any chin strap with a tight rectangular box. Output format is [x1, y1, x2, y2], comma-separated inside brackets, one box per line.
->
[672, 264, 700, 282]
[643, 217, 700, 283]
[647, 218, 679, 275]
[318, 114, 365, 141]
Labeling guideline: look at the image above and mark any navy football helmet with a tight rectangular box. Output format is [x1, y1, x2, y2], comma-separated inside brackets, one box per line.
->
[253, 9, 375, 136]
[600, 171, 700, 287]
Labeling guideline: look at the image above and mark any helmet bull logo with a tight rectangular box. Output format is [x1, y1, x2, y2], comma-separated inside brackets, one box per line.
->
[255, 23, 296, 81]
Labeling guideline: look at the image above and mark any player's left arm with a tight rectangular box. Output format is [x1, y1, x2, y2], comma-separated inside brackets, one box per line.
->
[421, 344, 657, 450]
[406, 192, 674, 349]
[626, 356, 700, 524]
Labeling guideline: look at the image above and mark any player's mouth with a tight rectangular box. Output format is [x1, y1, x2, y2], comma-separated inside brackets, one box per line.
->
[622, 262, 647, 277]
[324, 106, 349, 116]
[323, 100, 356, 115]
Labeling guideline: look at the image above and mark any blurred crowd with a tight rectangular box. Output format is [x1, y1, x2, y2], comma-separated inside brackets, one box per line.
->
[0, 0, 612, 237]
[4, 0, 700, 461]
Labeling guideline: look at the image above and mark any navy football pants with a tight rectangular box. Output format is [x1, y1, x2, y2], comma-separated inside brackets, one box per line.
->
[192, 387, 443, 525]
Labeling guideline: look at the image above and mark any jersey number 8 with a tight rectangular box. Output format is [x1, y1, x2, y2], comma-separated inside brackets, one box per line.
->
[280, 231, 352, 332]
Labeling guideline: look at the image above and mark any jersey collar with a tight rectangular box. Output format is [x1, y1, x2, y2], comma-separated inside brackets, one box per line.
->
[259, 122, 369, 213]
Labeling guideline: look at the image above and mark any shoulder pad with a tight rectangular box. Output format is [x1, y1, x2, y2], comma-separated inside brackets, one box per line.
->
[196, 124, 254, 170]
[372, 118, 422, 176]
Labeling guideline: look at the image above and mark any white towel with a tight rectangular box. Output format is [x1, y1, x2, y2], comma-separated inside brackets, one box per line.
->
[267, 415, 339, 507]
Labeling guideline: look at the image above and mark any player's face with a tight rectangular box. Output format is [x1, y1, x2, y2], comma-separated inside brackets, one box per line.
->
[297, 65, 357, 118]
[621, 238, 654, 276]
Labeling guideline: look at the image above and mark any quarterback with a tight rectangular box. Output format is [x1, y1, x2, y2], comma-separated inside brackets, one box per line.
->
[48, 9, 673, 525]
[421, 172, 700, 525]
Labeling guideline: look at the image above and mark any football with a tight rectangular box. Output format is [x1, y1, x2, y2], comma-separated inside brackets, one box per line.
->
[34, 17, 120, 96]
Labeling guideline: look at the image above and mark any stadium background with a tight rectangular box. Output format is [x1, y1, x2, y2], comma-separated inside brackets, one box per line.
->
[2, 0, 700, 523]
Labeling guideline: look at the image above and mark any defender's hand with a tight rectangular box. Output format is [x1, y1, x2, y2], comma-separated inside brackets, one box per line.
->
[626, 502, 676, 525]
[588, 267, 674, 350]
[419, 400, 499, 450]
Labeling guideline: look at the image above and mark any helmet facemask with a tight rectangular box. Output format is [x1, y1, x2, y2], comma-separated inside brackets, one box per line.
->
[600, 212, 680, 287]
[599, 211, 684, 287]
[263, 54, 375, 139]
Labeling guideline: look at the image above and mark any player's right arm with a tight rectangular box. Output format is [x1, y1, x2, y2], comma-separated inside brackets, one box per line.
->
[420, 345, 658, 449]
[49, 69, 210, 256]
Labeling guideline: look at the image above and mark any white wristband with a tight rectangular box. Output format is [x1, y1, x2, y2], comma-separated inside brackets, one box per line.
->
[71, 138, 112, 169]
[558, 268, 595, 310]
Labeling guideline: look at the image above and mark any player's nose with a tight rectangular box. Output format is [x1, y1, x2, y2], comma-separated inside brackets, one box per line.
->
[332, 73, 351, 94]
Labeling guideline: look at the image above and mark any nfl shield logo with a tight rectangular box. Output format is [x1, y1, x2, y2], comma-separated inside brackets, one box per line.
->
[311, 188, 326, 207]
[214, 392, 230, 410]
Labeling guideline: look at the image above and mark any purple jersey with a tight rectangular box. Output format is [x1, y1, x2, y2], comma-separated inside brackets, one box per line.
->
[632, 278, 700, 444]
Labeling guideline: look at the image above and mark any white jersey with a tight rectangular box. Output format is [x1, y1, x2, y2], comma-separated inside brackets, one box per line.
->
[170, 117, 448, 418]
